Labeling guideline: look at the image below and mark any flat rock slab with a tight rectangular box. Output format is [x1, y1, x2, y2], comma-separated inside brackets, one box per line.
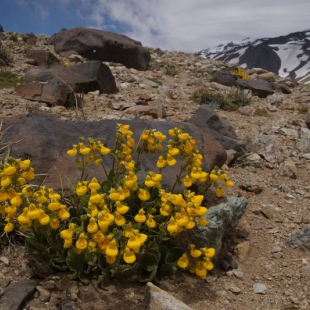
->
[3, 113, 226, 191]
[0, 279, 37, 310]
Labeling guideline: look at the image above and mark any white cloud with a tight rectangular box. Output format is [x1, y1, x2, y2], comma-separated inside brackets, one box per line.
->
[76, 0, 310, 52]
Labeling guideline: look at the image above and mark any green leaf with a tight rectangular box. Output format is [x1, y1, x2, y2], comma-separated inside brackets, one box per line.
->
[165, 247, 184, 264]
[139, 252, 159, 272]
[114, 263, 140, 279]
[25, 237, 50, 259]
[138, 266, 158, 283]
[159, 263, 177, 277]
[66, 250, 85, 274]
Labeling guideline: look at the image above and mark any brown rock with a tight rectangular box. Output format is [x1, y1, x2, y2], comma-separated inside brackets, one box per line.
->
[234, 241, 251, 262]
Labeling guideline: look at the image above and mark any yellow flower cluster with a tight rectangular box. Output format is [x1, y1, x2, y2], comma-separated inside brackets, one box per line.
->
[1, 124, 234, 281]
[177, 244, 215, 279]
[230, 68, 250, 79]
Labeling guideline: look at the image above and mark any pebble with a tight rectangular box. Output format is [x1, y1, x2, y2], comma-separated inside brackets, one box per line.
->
[253, 283, 268, 294]
[232, 268, 244, 279]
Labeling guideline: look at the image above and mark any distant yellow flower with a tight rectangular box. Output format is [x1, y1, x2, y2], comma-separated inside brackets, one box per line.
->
[99, 146, 110, 155]
[195, 264, 207, 280]
[146, 215, 156, 228]
[127, 235, 141, 253]
[50, 218, 60, 229]
[48, 201, 61, 211]
[60, 223, 75, 240]
[177, 254, 189, 269]
[198, 217, 208, 226]
[17, 208, 30, 225]
[225, 180, 234, 187]
[138, 189, 150, 201]
[215, 188, 224, 198]
[209, 173, 218, 181]
[167, 155, 177, 166]
[183, 175, 192, 187]
[196, 206, 208, 217]
[116, 202, 129, 214]
[1, 175, 11, 187]
[109, 188, 120, 201]
[167, 217, 178, 235]
[4, 166, 16, 176]
[156, 156, 167, 168]
[4, 222, 14, 233]
[168, 147, 179, 156]
[106, 239, 118, 257]
[190, 244, 202, 258]
[67, 145, 77, 157]
[76, 233, 88, 250]
[106, 255, 116, 264]
[79, 143, 91, 155]
[87, 217, 98, 233]
[63, 238, 72, 249]
[203, 247, 215, 258]
[134, 209, 146, 223]
[19, 159, 31, 169]
[203, 260, 214, 270]
[76, 183, 88, 196]
[38, 211, 50, 225]
[123, 247, 136, 264]
[115, 212, 126, 226]
[88, 177, 101, 190]
[27, 204, 40, 219]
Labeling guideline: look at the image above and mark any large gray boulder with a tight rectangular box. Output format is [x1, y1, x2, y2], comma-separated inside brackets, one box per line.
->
[15, 60, 117, 106]
[47, 27, 151, 71]
[3, 113, 227, 191]
[175, 197, 248, 258]
[188, 104, 240, 150]
[25, 49, 60, 66]
[237, 79, 274, 98]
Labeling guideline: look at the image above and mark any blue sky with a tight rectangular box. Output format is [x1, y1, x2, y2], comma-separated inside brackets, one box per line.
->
[0, 0, 309, 52]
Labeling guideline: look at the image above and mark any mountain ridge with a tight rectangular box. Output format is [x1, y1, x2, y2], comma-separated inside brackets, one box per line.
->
[197, 29, 310, 84]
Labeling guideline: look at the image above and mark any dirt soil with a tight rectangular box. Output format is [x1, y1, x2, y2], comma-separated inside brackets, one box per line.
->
[0, 33, 310, 310]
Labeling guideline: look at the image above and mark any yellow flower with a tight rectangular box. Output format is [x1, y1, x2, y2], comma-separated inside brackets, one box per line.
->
[76, 233, 88, 250]
[190, 244, 202, 258]
[219, 173, 227, 180]
[198, 217, 208, 226]
[225, 180, 234, 187]
[27, 204, 40, 219]
[134, 209, 146, 223]
[183, 175, 192, 187]
[19, 159, 31, 169]
[67, 145, 77, 157]
[59, 206, 70, 220]
[76, 183, 88, 196]
[99, 146, 110, 155]
[168, 147, 179, 156]
[79, 143, 91, 155]
[195, 264, 207, 280]
[167, 155, 177, 166]
[18, 177, 26, 185]
[1, 175, 11, 187]
[167, 217, 179, 235]
[115, 212, 126, 226]
[88, 178, 101, 190]
[0, 188, 8, 201]
[178, 132, 189, 140]
[63, 238, 72, 249]
[203, 247, 215, 258]
[184, 220, 195, 230]
[106, 255, 116, 264]
[50, 218, 60, 229]
[123, 247, 136, 264]
[4, 166, 16, 176]
[4, 222, 14, 233]
[138, 189, 150, 201]
[156, 156, 167, 168]
[146, 215, 156, 228]
[196, 206, 208, 217]
[48, 201, 61, 211]
[17, 208, 30, 225]
[87, 217, 98, 233]
[38, 211, 50, 225]
[106, 239, 118, 257]
[177, 254, 189, 269]
[92, 231, 105, 243]
[168, 128, 177, 136]
[215, 188, 224, 198]
[10, 195, 22, 207]
[136, 232, 147, 244]
[160, 203, 170, 216]
[209, 173, 218, 181]
[109, 188, 120, 201]
[203, 260, 214, 271]
[60, 223, 75, 239]
[144, 175, 155, 188]
[116, 202, 129, 214]
[127, 235, 141, 253]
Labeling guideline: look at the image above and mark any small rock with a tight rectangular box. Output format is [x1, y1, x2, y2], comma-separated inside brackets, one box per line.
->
[227, 284, 242, 295]
[0, 257, 9, 265]
[278, 158, 298, 179]
[232, 268, 244, 279]
[253, 283, 268, 294]
[271, 245, 282, 253]
[239, 177, 263, 194]
[261, 205, 284, 222]
[234, 241, 251, 262]
[36, 285, 51, 302]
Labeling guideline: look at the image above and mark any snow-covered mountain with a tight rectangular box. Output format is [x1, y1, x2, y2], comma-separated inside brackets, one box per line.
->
[197, 29, 310, 83]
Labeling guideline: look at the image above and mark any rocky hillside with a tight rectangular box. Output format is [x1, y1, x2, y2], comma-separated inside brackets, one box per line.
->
[198, 29, 310, 83]
[0, 29, 310, 310]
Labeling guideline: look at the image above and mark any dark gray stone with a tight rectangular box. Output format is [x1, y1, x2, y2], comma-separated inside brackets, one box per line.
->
[48, 27, 150, 71]
[3, 113, 227, 191]
[0, 279, 37, 310]
[306, 116, 310, 130]
[237, 79, 274, 98]
[25, 49, 59, 66]
[286, 226, 310, 251]
[188, 104, 240, 150]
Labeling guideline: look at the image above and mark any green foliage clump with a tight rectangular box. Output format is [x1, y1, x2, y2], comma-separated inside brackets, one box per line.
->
[192, 87, 252, 111]
[164, 65, 180, 76]
[0, 42, 13, 67]
[0, 124, 234, 284]
[0, 69, 25, 89]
